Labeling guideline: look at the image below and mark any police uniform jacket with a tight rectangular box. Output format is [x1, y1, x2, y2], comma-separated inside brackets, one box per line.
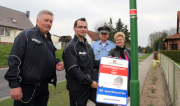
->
[91, 40, 116, 60]
[63, 35, 99, 91]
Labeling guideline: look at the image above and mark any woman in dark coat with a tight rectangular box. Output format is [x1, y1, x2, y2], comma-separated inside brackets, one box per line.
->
[109, 32, 131, 97]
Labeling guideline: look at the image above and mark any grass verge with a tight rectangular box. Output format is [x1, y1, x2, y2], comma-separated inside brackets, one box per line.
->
[138, 53, 152, 61]
[0, 44, 64, 68]
[0, 81, 69, 106]
[0, 44, 12, 68]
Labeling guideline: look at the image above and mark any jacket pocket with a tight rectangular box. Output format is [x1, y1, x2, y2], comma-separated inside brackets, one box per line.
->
[78, 54, 88, 68]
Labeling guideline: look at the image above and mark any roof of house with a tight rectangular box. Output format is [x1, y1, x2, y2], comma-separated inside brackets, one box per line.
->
[164, 33, 180, 42]
[87, 30, 99, 41]
[164, 11, 180, 42]
[0, 6, 34, 30]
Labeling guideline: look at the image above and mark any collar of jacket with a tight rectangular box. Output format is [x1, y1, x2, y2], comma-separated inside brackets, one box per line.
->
[99, 40, 110, 45]
[35, 25, 51, 41]
[74, 34, 87, 43]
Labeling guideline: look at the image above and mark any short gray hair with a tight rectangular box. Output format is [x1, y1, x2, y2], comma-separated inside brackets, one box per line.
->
[37, 10, 54, 19]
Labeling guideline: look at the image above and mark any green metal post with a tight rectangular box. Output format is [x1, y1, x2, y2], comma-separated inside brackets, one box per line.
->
[129, 0, 140, 106]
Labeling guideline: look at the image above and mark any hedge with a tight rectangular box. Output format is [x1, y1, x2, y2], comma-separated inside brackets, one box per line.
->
[160, 50, 180, 62]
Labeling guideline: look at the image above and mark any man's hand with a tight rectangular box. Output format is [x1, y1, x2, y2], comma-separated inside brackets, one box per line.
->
[56, 62, 64, 71]
[11, 87, 22, 101]
[113, 57, 119, 58]
[90, 81, 99, 88]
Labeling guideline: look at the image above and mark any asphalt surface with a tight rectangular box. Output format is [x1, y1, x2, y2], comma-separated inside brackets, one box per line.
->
[0, 68, 65, 100]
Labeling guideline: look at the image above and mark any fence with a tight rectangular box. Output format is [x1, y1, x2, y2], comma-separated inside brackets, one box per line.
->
[160, 53, 180, 106]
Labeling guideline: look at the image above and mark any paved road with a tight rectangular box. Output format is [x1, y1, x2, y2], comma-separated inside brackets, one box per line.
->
[0, 68, 66, 100]
[0, 68, 10, 100]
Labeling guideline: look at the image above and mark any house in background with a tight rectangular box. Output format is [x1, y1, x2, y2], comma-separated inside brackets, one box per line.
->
[59, 35, 72, 47]
[86, 30, 99, 45]
[0, 6, 61, 49]
[51, 34, 62, 50]
[0, 6, 34, 44]
[164, 11, 180, 50]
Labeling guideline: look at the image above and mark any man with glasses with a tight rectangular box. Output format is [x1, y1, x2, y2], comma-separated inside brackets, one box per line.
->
[63, 18, 100, 106]
[91, 26, 116, 81]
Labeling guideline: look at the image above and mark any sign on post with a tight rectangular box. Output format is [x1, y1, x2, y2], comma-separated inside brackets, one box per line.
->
[96, 57, 129, 105]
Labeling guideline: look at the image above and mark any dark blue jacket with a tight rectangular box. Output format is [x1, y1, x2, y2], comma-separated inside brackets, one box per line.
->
[63, 35, 99, 91]
[4, 26, 59, 88]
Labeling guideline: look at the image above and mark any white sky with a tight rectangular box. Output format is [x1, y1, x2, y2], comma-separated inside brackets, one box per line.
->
[1, 0, 179, 47]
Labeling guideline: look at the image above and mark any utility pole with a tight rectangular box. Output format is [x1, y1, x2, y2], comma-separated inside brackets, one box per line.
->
[129, 0, 140, 106]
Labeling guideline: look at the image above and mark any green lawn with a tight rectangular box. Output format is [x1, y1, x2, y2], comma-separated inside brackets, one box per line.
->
[48, 81, 69, 106]
[0, 44, 12, 68]
[0, 81, 70, 106]
[138, 53, 152, 60]
[0, 44, 64, 68]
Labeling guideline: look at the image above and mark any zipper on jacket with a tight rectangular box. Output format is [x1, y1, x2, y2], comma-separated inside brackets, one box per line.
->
[40, 40, 46, 82]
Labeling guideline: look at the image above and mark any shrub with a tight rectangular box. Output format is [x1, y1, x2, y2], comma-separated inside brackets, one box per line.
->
[160, 50, 180, 62]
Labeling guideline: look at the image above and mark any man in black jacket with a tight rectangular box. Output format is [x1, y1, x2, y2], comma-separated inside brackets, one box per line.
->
[63, 18, 101, 106]
[4, 10, 64, 106]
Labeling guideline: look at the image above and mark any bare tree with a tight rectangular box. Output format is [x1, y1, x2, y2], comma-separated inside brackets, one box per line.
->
[93, 20, 107, 32]
[167, 27, 176, 36]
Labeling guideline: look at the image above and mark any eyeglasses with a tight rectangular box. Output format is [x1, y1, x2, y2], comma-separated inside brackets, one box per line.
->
[76, 26, 88, 29]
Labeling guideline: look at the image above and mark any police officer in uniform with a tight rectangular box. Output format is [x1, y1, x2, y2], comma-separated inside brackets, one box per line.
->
[91, 26, 116, 81]
[92, 26, 116, 60]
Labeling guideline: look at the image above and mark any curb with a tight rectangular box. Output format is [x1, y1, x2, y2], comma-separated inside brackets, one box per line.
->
[0, 68, 8, 70]
[0, 96, 10, 102]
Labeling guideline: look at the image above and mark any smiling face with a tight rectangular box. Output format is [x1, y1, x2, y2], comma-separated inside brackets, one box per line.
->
[115, 36, 125, 48]
[36, 13, 53, 35]
[73, 20, 88, 39]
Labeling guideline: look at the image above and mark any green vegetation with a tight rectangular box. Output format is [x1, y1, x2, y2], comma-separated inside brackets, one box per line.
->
[0, 44, 12, 68]
[177, 62, 180, 66]
[55, 48, 64, 61]
[138, 46, 153, 54]
[138, 53, 152, 60]
[0, 81, 70, 106]
[48, 81, 69, 106]
[0, 98, 13, 106]
[0, 44, 64, 68]
[160, 50, 180, 62]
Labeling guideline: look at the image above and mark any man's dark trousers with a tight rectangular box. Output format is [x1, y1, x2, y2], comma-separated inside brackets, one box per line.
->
[69, 87, 113, 106]
[14, 81, 49, 106]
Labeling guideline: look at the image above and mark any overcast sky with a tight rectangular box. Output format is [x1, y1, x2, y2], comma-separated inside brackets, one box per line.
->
[1, 0, 179, 47]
